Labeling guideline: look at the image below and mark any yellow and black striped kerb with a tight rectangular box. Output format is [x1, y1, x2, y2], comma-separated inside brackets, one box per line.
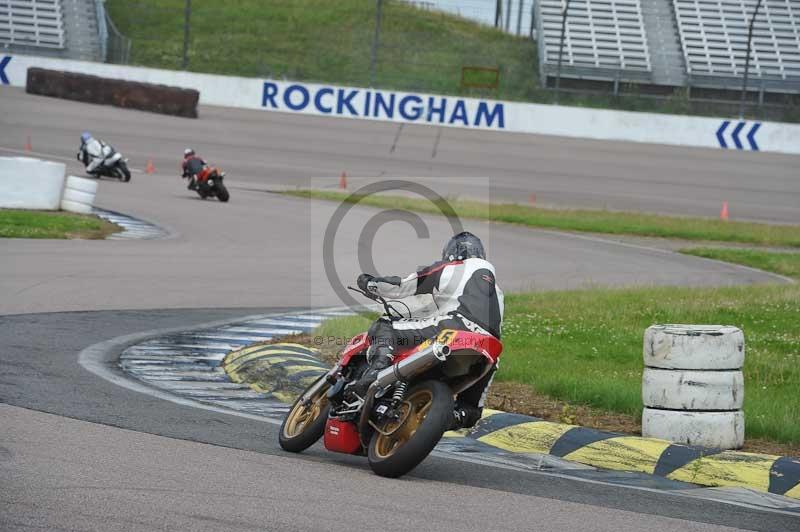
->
[222, 343, 327, 402]
[224, 343, 800, 500]
[456, 410, 800, 499]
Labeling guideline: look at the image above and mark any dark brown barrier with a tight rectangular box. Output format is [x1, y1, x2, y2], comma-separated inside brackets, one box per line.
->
[26, 68, 199, 118]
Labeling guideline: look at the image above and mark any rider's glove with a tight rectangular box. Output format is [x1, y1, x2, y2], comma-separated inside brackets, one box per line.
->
[357, 273, 375, 292]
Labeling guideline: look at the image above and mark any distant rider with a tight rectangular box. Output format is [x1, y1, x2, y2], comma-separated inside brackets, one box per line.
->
[181, 148, 207, 190]
[77, 132, 110, 175]
[354, 231, 504, 430]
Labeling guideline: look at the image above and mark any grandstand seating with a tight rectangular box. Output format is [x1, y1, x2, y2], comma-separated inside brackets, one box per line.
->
[0, 0, 66, 50]
[672, 0, 800, 85]
[536, 0, 652, 83]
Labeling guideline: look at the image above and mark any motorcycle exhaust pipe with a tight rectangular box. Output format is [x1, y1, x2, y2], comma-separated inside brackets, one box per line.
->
[369, 342, 451, 392]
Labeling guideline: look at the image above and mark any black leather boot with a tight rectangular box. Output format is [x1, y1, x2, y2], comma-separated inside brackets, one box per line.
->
[449, 405, 483, 430]
[351, 346, 394, 397]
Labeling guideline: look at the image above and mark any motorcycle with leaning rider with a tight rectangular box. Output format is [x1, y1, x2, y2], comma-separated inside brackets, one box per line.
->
[182, 148, 230, 202]
[279, 231, 504, 477]
[77, 132, 131, 182]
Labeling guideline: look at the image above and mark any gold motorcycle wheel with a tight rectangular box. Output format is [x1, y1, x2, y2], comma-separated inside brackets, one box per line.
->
[372, 389, 434, 458]
[278, 377, 331, 452]
[367, 380, 454, 478]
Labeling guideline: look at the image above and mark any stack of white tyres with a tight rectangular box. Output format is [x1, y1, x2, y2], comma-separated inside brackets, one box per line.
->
[60, 175, 98, 214]
[642, 325, 745, 449]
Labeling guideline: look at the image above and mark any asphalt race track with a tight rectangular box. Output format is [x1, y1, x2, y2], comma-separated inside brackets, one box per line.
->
[2, 87, 799, 224]
[1, 87, 799, 531]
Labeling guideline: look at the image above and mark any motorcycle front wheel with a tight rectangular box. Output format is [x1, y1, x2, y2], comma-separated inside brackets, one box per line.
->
[367, 380, 453, 478]
[278, 375, 331, 453]
[216, 183, 230, 202]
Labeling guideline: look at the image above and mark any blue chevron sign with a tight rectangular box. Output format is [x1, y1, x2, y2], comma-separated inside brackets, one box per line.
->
[716, 120, 761, 151]
[0, 56, 10, 85]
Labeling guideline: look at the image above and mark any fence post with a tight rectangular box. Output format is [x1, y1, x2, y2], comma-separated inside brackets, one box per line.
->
[554, 0, 571, 103]
[739, 0, 763, 119]
[369, 0, 383, 86]
[182, 0, 192, 70]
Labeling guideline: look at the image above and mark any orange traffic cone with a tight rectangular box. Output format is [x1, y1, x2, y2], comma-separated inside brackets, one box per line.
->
[145, 159, 155, 175]
[339, 171, 347, 190]
[720, 201, 729, 221]
[24, 135, 32, 152]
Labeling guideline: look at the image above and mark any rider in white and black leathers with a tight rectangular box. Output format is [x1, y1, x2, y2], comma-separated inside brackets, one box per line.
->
[355, 231, 504, 429]
[77, 132, 109, 175]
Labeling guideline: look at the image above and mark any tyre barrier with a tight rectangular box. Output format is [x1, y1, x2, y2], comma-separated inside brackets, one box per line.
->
[0, 156, 66, 210]
[642, 368, 744, 411]
[218, 337, 800, 501]
[642, 325, 745, 449]
[642, 410, 745, 450]
[60, 176, 98, 214]
[644, 324, 744, 370]
[27, 68, 200, 118]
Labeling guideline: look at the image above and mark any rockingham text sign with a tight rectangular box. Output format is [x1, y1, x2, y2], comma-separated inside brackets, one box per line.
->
[261, 81, 505, 128]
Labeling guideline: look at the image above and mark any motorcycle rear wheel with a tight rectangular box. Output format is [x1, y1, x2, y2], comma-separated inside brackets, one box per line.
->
[278, 376, 331, 453]
[117, 162, 132, 182]
[367, 380, 453, 478]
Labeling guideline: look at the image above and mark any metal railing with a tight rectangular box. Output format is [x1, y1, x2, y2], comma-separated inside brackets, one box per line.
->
[97, 0, 798, 120]
[100, 1, 130, 64]
[101, 0, 536, 100]
[94, 0, 108, 61]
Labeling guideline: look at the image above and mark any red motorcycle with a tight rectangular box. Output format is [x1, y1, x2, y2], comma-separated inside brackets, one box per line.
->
[190, 165, 230, 202]
[279, 287, 503, 478]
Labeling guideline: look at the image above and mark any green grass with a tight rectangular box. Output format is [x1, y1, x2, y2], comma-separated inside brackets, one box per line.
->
[105, 0, 536, 101]
[682, 248, 800, 279]
[315, 283, 800, 444]
[285, 189, 800, 247]
[0, 209, 120, 239]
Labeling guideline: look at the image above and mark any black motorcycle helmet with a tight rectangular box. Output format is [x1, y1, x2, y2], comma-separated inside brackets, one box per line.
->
[442, 231, 486, 261]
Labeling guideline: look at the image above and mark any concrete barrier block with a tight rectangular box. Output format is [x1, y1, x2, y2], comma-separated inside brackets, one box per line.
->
[0, 156, 66, 210]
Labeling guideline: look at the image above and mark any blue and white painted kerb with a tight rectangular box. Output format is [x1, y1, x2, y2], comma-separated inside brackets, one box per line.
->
[716, 120, 761, 151]
[93, 208, 169, 240]
[120, 309, 354, 417]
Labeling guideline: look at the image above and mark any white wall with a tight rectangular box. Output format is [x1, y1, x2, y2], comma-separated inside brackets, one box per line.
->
[2, 53, 799, 155]
[0, 156, 67, 210]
